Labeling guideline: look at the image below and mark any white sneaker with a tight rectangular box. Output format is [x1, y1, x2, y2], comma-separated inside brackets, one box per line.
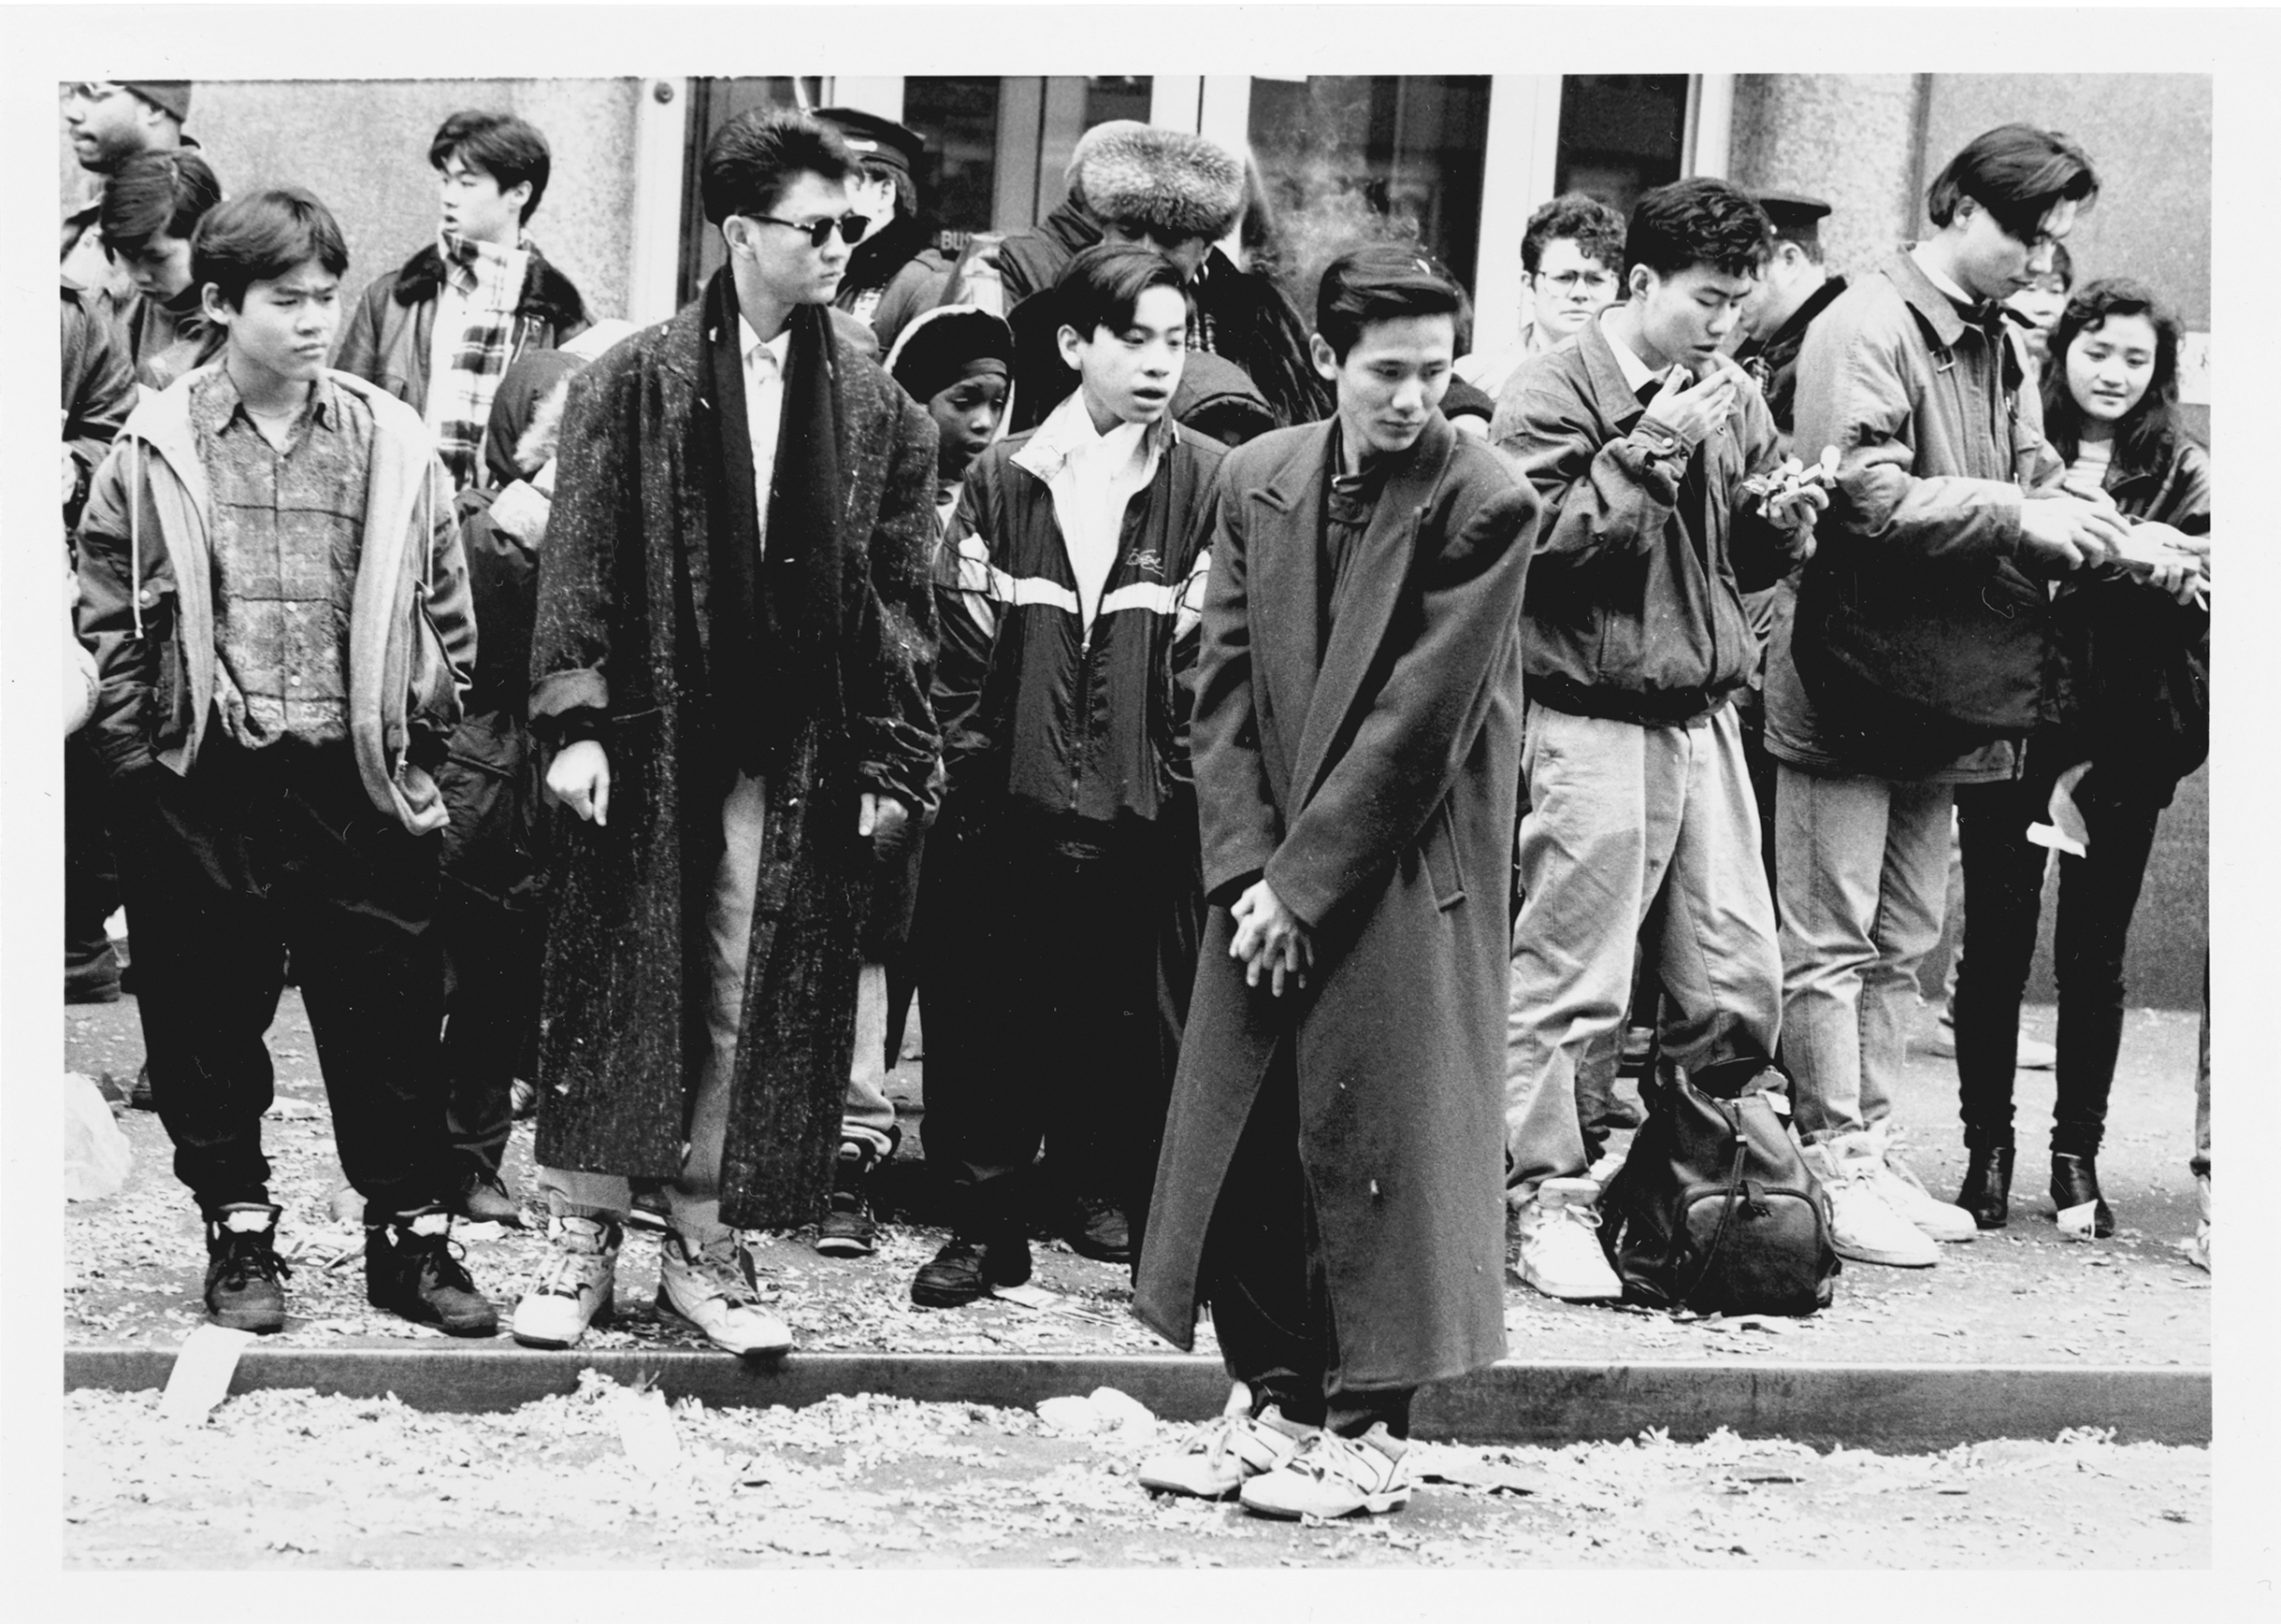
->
[1515, 1177, 1624, 1301]
[657, 1228, 793, 1357]
[1239, 1425, 1412, 1519]
[511, 1214, 621, 1348]
[1136, 1403, 1318, 1500]
[2187, 1172, 2211, 1273]
[1864, 1123, 1977, 1243]
[1808, 1135, 1940, 1268]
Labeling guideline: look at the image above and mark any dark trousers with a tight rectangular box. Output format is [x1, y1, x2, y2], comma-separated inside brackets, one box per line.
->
[110, 735, 455, 1218]
[1954, 748, 2165, 1157]
[1200, 1044, 1414, 1439]
[65, 730, 120, 969]
[918, 809, 1165, 1230]
[440, 885, 542, 1182]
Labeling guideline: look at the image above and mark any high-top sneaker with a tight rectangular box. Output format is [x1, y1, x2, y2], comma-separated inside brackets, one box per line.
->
[657, 1227, 792, 1356]
[814, 1140, 885, 1258]
[203, 1201, 290, 1333]
[511, 1214, 622, 1348]
[1514, 1177, 1624, 1301]
[366, 1205, 498, 1336]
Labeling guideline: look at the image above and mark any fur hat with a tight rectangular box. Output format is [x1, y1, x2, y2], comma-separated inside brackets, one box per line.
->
[1073, 123, 1244, 243]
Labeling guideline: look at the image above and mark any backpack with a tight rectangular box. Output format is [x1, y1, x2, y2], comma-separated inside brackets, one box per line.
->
[1598, 1059, 1841, 1315]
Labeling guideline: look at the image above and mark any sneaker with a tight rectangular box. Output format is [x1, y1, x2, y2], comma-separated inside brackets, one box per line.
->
[366, 1206, 499, 1336]
[625, 1187, 671, 1235]
[65, 948, 122, 1004]
[1138, 1404, 1318, 1500]
[203, 1201, 290, 1333]
[1807, 1136, 1939, 1268]
[1067, 1194, 1133, 1264]
[510, 1214, 621, 1348]
[455, 1169, 525, 1228]
[1863, 1123, 1977, 1243]
[657, 1228, 792, 1357]
[1514, 1177, 1624, 1301]
[1239, 1425, 1412, 1519]
[814, 1141, 882, 1258]
[910, 1233, 1032, 1307]
[1926, 1011, 2056, 1069]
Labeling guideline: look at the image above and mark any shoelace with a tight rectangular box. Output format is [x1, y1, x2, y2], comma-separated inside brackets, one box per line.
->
[1287, 1432, 1384, 1490]
[403, 1232, 479, 1294]
[534, 1243, 606, 1300]
[685, 1239, 764, 1308]
[218, 1232, 292, 1287]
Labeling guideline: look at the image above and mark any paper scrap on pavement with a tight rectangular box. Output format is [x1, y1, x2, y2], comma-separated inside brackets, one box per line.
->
[614, 1387, 682, 1476]
[158, 1324, 256, 1422]
[2056, 1200, 2101, 1241]
[991, 1283, 1124, 1328]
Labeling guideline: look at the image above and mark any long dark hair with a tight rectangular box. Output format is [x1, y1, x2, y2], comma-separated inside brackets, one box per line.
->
[2041, 277, 2186, 478]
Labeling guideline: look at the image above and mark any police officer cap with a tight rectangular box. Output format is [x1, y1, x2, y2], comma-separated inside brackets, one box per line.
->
[814, 108, 924, 181]
[1754, 190, 1831, 242]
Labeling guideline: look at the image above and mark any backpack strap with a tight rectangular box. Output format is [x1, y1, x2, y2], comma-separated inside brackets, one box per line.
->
[1677, 1118, 1750, 1306]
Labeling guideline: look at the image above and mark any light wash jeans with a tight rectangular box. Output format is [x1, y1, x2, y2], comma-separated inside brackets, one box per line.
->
[841, 963, 900, 1159]
[1505, 701, 1783, 1198]
[1775, 763, 1951, 1145]
[538, 769, 769, 1236]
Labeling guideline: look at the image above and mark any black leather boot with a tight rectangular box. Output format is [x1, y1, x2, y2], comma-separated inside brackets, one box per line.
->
[1956, 1145, 2014, 1230]
[2050, 1153, 2115, 1238]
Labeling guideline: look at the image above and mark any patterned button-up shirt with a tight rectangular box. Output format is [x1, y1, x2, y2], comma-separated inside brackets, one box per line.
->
[189, 366, 375, 749]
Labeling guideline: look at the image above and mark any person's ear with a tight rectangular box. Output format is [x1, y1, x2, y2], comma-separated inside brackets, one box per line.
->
[1627, 264, 1657, 304]
[720, 217, 752, 261]
[505, 180, 534, 221]
[198, 283, 233, 329]
[1057, 323, 1087, 376]
[1309, 332, 1339, 381]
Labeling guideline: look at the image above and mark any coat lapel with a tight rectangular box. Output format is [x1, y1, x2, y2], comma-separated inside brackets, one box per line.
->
[1247, 424, 1331, 778]
[1287, 414, 1456, 811]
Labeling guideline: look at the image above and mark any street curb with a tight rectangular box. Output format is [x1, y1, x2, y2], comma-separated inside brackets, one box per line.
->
[63, 1347, 2209, 1449]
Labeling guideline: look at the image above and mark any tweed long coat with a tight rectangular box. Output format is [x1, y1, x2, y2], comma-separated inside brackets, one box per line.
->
[527, 294, 939, 1229]
[1133, 414, 1539, 1390]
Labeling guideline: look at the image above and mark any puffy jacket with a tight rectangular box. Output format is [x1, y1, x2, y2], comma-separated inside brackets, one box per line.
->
[335, 239, 589, 422]
[71, 365, 475, 833]
[1491, 315, 1795, 724]
[1774, 251, 2065, 777]
[935, 403, 1225, 828]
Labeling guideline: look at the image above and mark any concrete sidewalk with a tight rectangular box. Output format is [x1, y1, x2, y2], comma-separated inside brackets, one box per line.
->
[64, 988, 2208, 1443]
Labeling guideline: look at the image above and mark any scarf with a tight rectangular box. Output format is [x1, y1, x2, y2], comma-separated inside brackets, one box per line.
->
[701, 269, 847, 778]
[432, 229, 529, 489]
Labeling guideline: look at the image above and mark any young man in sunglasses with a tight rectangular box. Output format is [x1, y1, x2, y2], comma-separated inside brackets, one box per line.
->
[509, 108, 939, 1356]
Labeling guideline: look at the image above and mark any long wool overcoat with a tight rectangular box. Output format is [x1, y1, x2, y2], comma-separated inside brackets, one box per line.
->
[527, 293, 939, 1229]
[1133, 413, 1539, 1390]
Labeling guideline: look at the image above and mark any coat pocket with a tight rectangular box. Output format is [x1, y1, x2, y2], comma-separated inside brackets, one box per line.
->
[437, 714, 540, 903]
[1420, 798, 1467, 911]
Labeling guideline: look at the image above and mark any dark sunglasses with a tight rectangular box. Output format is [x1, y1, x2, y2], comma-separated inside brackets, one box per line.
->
[747, 212, 869, 248]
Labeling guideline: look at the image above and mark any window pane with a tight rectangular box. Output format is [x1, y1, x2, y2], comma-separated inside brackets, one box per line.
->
[1247, 76, 1491, 314]
[1085, 76, 1152, 128]
[1555, 75, 1689, 219]
[903, 77, 1002, 233]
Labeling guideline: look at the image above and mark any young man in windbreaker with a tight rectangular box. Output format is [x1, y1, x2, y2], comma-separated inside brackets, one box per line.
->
[73, 189, 495, 1337]
[1490, 180, 1824, 1302]
[912, 244, 1224, 1306]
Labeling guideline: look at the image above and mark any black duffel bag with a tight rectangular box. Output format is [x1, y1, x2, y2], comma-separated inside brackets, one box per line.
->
[1598, 1060, 1840, 1315]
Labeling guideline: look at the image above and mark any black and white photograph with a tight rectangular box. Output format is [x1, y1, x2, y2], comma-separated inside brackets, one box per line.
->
[15, 0, 2269, 1601]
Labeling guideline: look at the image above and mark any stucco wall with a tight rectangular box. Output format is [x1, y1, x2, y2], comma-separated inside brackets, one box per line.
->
[1729, 74, 1927, 282]
[63, 79, 642, 324]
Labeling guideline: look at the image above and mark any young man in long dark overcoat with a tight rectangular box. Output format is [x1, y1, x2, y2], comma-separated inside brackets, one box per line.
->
[1133, 246, 1538, 1519]
[509, 109, 939, 1356]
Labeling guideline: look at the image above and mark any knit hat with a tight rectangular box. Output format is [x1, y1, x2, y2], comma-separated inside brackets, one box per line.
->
[1073, 123, 1244, 243]
[884, 304, 1016, 405]
[122, 81, 192, 123]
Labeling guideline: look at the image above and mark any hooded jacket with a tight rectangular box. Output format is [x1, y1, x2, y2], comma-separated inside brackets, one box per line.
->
[72, 365, 474, 833]
[336, 239, 590, 424]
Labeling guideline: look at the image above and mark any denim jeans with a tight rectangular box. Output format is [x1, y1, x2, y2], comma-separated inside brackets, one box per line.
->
[538, 769, 769, 1236]
[840, 963, 901, 1159]
[1776, 764, 1951, 1144]
[1505, 702, 1782, 1197]
[1953, 750, 2163, 1157]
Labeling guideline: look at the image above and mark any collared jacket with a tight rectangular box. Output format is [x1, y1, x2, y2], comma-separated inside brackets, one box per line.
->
[1134, 413, 1538, 1390]
[1492, 315, 1796, 725]
[336, 239, 590, 423]
[935, 396, 1225, 830]
[72, 365, 474, 832]
[1768, 251, 2065, 782]
[62, 278, 136, 531]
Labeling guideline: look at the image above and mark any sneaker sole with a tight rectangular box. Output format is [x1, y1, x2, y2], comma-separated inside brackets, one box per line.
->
[813, 1235, 877, 1258]
[1517, 1270, 1624, 1302]
[1240, 1487, 1411, 1519]
[653, 1291, 792, 1358]
[1136, 1474, 1242, 1501]
[207, 1307, 285, 1334]
[1832, 1240, 1938, 1268]
[511, 1294, 614, 1349]
[910, 1278, 991, 1309]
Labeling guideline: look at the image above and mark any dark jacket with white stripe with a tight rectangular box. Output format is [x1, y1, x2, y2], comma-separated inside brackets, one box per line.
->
[936, 408, 1225, 831]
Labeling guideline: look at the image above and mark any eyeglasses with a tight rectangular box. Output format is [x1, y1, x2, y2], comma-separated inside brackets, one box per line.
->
[745, 213, 869, 248]
[1535, 269, 1616, 294]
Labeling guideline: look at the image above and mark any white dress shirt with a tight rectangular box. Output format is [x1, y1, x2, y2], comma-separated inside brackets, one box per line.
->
[739, 316, 792, 555]
[1022, 391, 1155, 634]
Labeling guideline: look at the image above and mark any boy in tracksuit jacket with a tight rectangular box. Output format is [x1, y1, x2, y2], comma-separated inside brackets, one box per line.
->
[73, 189, 495, 1339]
[1490, 180, 1823, 1303]
[912, 245, 1224, 1307]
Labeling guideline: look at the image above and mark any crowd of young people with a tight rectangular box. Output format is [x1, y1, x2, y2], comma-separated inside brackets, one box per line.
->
[63, 84, 2211, 1520]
